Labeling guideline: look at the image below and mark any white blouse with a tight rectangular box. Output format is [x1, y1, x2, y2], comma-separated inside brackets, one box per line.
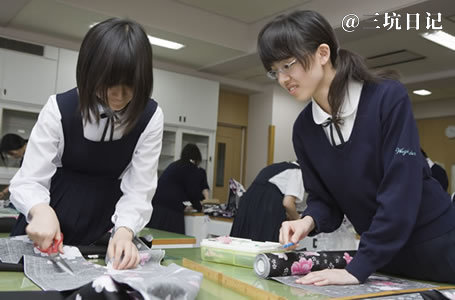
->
[312, 81, 363, 146]
[268, 162, 305, 203]
[9, 95, 164, 235]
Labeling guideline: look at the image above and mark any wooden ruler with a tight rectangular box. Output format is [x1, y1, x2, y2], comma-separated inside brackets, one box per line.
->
[152, 237, 196, 245]
[183, 258, 287, 300]
[333, 285, 455, 300]
[183, 258, 455, 300]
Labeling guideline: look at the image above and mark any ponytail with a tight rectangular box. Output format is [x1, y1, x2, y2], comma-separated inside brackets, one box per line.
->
[329, 48, 398, 124]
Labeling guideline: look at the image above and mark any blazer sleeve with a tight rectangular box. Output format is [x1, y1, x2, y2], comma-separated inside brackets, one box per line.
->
[199, 168, 210, 191]
[345, 81, 424, 282]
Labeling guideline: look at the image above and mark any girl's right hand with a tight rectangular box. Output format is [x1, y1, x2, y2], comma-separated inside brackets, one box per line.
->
[279, 216, 316, 248]
[26, 203, 63, 253]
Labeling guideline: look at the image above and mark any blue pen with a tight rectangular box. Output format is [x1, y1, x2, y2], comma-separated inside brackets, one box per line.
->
[283, 242, 295, 249]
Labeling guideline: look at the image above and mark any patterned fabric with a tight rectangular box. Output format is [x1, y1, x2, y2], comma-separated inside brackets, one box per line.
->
[254, 250, 357, 278]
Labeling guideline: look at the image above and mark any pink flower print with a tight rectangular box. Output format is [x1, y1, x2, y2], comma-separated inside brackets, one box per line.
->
[343, 252, 353, 264]
[217, 236, 232, 244]
[291, 258, 313, 275]
[139, 252, 151, 265]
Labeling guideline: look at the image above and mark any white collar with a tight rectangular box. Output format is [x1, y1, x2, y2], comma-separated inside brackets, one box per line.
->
[426, 158, 435, 168]
[91, 103, 128, 119]
[312, 80, 363, 125]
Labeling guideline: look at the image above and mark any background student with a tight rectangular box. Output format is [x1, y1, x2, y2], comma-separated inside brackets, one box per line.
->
[198, 166, 210, 202]
[230, 161, 304, 242]
[9, 18, 163, 270]
[147, 143, 207, 234]
[258, 10, 455, 285]
[0, 133, 28, 199]
[421, 148, 449, 192]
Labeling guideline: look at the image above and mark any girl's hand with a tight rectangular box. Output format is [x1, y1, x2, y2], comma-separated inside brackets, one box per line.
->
[107, 227, 140, 270]
[296, 269, 359, 286]
[279, 216, 315, 248]
[26, 203, 63, 253]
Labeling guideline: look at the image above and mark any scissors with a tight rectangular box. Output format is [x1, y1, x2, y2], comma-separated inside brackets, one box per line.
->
[36, 233, 75, 276]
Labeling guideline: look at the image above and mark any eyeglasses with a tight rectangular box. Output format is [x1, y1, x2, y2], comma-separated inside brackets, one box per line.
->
[266, 59, 298, 80]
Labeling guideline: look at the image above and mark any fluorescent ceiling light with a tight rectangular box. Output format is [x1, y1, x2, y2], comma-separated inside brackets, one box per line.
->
[421, 30, 455, 51]
[147, 35, 185, 50]
[413, 89, 432, 96]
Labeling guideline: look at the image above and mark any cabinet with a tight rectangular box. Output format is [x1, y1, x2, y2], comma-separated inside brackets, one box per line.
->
[0, 104, 39, 184]
[0, 105, 39, 167]
[153, 68, 219, 130]
[158, 126, 215, 194]
[0, 47, 58, 106]
[0, 167, 19, 185]
[184, 214, 233, 246]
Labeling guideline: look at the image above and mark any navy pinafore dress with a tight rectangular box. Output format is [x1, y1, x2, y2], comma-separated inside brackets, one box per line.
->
[11, 88, 157, 245]
[230, 162, 300, 242]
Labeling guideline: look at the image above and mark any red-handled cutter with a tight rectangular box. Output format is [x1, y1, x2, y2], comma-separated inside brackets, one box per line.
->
[36, 233, 75, 276]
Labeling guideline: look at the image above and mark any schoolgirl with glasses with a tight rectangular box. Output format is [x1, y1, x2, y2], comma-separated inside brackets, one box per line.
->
[258, 10, 455, 285]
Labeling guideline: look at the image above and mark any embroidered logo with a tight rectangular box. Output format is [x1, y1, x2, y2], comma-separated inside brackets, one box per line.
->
[395, 147, 416, 156]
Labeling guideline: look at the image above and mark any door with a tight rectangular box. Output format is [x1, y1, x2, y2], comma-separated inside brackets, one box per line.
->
[212, 126, 244, 202]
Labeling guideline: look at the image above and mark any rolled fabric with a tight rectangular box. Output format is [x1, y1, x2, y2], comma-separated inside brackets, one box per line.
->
[254, 250, 357, 278]
[0, 262, 23, 272]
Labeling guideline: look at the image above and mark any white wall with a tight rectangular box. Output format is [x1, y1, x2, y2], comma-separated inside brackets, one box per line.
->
[272, 86, 309, 163]
[245, 86, 273, 186]
[245, 84, 308, 187]
[412, 98, 455, 120]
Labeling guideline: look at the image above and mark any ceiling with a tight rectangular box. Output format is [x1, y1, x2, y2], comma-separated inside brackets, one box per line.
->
[0, 0, 454, 103]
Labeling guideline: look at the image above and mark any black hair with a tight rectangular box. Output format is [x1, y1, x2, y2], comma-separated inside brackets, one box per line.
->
[257, 10, 395, 125]
[421, 148, 428, 158]
[180, 143, 202, 166]
[0, 134, 27, 163]
[76, 17, 154, 134]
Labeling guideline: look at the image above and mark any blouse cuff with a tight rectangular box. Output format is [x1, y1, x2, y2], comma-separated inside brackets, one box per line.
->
[112, 225, 135, 238]
[113, 216, 142, 237]
[22, 199, 51, 223]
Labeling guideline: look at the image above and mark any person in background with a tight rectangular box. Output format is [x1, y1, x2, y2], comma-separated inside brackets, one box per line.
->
[421, 149, 449, 192]
[257, 10, 455, 285]
[230, 161, 304, 242]
[0, 133, 28, 199]
[147, 143, 207, 234]
[9, 18, 163, 270]
[198, 166, 210, 201]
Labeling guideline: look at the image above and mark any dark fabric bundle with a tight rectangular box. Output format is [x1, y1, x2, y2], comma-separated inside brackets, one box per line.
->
[254, 250, 357, 278]
[0, 280, 138, 300]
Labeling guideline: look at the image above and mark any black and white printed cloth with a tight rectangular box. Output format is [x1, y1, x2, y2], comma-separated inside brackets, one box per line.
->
[254, 250, 357, 278]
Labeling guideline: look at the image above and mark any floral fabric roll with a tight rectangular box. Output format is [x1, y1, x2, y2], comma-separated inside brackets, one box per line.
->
[254, 250, 357, 278]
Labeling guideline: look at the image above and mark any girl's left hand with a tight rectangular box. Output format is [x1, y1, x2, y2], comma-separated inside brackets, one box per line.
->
[107, 227, 140, 270]
[296, 269, 359, 286]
